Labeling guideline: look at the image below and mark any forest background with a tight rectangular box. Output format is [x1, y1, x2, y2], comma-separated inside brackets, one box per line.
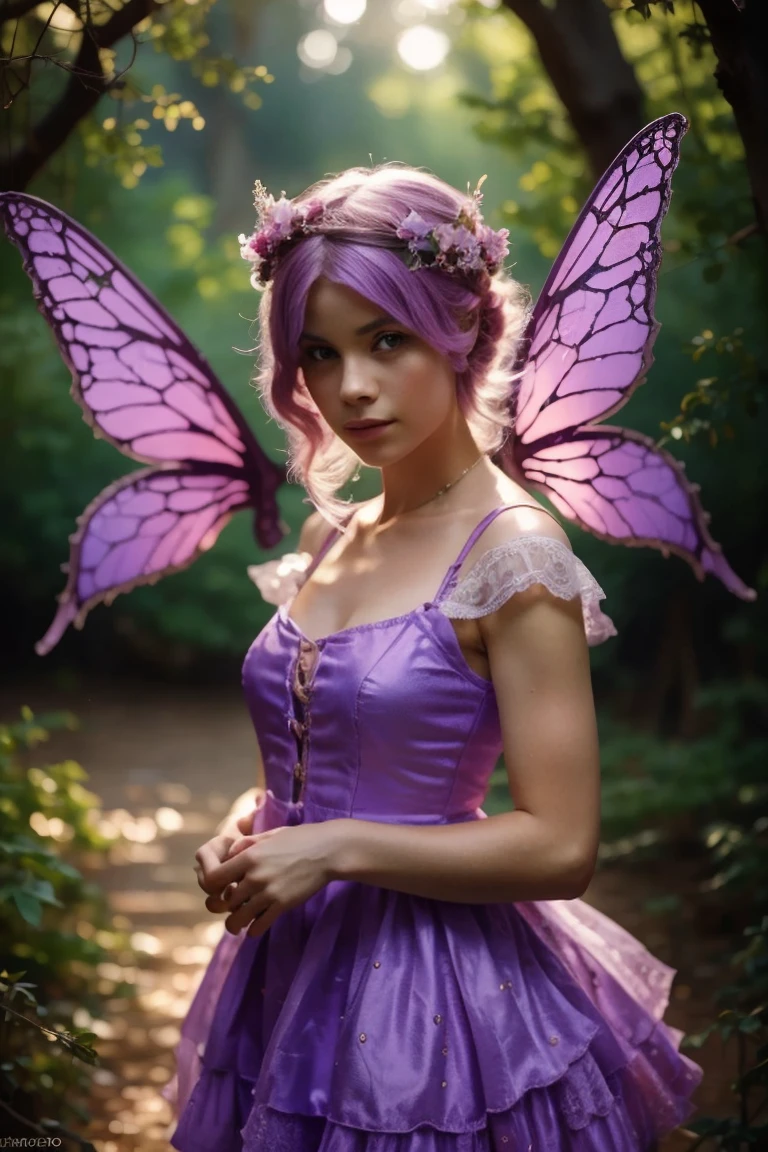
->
[0, 1, 767, 1148]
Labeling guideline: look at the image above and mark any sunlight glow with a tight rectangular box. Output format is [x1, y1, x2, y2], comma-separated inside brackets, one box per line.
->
[324, 0, 366, 22]
[298, 29, 338, 69]
[34, 2, 82, 30]
[396, 25, 450, 70]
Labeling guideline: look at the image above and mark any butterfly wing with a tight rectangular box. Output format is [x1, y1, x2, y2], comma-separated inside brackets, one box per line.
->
[1, 192, 290, 650]
[499, 113, 754, 600]
[519, 426, 754, 600]
[38, 468, 255, 655]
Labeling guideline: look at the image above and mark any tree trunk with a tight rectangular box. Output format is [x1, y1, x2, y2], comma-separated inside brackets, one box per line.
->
[501, 0, 647, 179]
[695, 0, 768, 234]
[642, 588, 700, 738]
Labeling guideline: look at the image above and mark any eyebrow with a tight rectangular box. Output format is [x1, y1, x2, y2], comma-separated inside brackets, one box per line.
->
[299, 314, 398, 342]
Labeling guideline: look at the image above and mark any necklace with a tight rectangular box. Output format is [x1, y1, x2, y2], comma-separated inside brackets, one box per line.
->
[399, 453, 485, 515]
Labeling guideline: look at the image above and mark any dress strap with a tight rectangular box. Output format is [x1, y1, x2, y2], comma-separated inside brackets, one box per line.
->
[433, 502, 562, 605]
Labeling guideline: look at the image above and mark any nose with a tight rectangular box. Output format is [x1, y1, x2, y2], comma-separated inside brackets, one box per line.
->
[339, 354, 379, 404]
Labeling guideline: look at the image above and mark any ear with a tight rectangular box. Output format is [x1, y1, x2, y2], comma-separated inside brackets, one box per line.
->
[455, 305, 480, 334]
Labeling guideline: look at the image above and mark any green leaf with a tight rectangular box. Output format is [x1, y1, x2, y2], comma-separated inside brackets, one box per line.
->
[11, 889, 42, 926]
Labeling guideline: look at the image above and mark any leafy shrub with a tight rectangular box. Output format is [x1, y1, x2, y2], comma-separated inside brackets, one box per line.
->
[0, 708, 135, 1147]
[598, 680, 768, 1149]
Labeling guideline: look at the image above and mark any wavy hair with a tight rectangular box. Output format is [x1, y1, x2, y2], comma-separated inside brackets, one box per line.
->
[252, 163, 530, 527]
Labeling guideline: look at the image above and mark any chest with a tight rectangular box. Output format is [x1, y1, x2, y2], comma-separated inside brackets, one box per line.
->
[287, 572, 490, 681]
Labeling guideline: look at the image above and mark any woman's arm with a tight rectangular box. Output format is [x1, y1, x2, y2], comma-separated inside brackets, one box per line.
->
[326, 546, 601, 904]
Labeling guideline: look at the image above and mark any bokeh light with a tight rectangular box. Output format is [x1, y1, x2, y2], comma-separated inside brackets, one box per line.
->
[326, 46, 354, 75]
[396, 25, 450, 71]
[392, 0, 427, 23]
[324, 0, 367, 22]
[298, 29, 338, 70]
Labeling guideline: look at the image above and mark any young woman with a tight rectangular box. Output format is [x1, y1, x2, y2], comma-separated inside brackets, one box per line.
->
[167, 164, 703, 1150]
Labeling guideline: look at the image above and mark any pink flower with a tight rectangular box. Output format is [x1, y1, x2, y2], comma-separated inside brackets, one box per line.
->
[238, 233, 261, 262]
[477, 224, 509, 268]
[396, 210, 432, 244]
[432, 223, 482, 269]
[239, 188, 328, 287]
[302, 199, 325, 225]
[266, 196, 295, 238]
[254, 231, 275, 257]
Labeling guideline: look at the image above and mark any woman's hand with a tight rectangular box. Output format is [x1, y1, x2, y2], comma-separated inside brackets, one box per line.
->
[194, 816, 347, 938]
[192, 810, 255, 913]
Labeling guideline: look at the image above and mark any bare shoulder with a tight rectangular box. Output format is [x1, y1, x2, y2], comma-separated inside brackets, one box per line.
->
[297, 509, 334, 557]
[460, 482, 572, 572]
[476, 503, 572, 552]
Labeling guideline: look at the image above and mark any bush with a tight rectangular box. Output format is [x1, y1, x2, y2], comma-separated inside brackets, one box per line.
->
[0, 708, 135, 1147]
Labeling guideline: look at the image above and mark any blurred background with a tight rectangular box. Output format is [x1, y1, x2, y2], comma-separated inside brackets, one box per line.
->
[0, 1, 766, 1149]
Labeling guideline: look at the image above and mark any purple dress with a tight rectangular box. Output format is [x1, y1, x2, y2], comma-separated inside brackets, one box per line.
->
[164, 505, 703, 1151]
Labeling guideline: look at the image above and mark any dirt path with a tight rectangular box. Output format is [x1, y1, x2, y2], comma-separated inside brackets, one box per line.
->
[1, 681, 738, 1151]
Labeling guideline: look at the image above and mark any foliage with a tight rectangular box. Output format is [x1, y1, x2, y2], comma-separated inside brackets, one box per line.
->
[596, 678, 768, 847]
[659, 326, 766, 450]
[462, 2, 752, 259]
[460, 7, 584, 261]
[682, 913, 768, 1150]
[598, 680, 768, 1149]
[0, 0, 274, 189]
[0, 708, 135, 1145]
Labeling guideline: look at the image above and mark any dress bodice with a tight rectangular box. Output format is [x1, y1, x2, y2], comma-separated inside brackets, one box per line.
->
[242, 598, 501, 826]
[241, 504, 615, 828]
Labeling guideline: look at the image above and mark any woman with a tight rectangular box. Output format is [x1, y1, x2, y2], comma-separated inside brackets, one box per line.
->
[168, 163, 703, 1150]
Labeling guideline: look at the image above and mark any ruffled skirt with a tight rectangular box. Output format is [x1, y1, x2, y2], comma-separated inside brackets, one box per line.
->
[163, 792, 703, 1151]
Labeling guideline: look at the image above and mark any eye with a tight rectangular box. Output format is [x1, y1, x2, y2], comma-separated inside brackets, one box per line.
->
[302, 344, 336, 364]
[375, 331, 407, 352]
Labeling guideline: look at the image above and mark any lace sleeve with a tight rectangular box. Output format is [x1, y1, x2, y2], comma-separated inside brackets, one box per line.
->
[439, 535, 617, 647]
[246, 551, 312, 606]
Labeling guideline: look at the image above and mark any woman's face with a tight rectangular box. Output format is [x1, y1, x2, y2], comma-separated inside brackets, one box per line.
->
[298, 277, 458, 463]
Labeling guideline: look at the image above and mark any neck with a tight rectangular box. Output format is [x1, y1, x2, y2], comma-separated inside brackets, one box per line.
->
[376, 424, 485, 525]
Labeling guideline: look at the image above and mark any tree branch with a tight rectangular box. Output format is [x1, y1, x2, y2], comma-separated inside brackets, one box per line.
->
[0, 0, 161, 191]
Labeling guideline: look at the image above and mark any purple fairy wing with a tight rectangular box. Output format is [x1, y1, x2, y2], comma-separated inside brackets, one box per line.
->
[38, 469, 254, 656]
[519, 427, 754, 600]
[0, 192, 289, 651]
[500, 113, 754, 601]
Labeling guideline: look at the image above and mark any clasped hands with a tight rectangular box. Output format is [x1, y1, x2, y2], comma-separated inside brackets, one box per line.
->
[194, 812, 345, 937]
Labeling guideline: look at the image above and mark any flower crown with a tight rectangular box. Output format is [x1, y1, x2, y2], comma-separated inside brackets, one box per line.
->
[238, 176, 509, 289]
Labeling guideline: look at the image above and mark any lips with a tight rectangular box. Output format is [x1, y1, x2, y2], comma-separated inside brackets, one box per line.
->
[344, 420, 393, 430]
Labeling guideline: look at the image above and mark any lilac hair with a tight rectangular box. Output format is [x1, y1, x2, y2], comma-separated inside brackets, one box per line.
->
[253, 163, 530, 527]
